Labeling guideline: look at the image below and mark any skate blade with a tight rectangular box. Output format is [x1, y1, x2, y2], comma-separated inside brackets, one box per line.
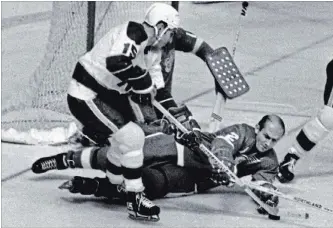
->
[58, 180, 73, 190]
[128, 213, 160, 222]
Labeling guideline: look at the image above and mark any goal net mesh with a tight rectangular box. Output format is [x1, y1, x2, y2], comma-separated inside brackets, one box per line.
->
[2, 1, 170, 144]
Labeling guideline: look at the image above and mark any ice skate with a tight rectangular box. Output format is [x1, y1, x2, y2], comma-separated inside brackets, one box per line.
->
[126, 192, 160, 222]
[32, 153, 68, 174]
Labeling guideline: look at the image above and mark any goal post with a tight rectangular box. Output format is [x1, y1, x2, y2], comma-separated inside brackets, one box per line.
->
[2, 1, 175, 145]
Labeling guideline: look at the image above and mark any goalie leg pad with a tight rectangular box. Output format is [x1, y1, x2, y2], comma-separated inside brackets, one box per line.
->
[206, 47, 250, 99]
[318, 105, 333, 130]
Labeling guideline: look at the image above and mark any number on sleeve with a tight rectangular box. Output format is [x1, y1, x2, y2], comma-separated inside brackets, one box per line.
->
[122, 43, 137, 58]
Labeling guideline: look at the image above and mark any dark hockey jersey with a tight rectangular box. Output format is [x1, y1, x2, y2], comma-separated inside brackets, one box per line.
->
[182, 123, 279, 183]
[156, 28, 213, 111]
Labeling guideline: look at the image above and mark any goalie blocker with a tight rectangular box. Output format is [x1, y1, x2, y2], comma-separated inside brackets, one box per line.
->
[206, 47, 250, 99]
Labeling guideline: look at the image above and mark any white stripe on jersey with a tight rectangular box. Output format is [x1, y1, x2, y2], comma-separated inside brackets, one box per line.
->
[128, 97, 145, 123]
[78, 22, 163, 95]
[216, 135, 235, 149]
[111, 63, 133, 75]
[67, 79, 97, 100]
[159, 97, 174, 104]
[176, 142, 185, 167]
[85, 99, 119, 133]
[132, 84, 154, 94]
[186, 31, 197, 39]
[127, 70, 148, 80]
[191, 37, 203, 54]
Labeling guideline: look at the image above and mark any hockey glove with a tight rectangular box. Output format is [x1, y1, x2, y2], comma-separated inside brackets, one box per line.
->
[277, 153, 299, 183]
[210, 157, 237, 187]
[161, 119, 178, 135]
[251, 181, 279, 215]
[170, 118, 202, 151]
[174, 128, 200, 149]
[168, 105, 200, 131]
[158, 105, 202, 149]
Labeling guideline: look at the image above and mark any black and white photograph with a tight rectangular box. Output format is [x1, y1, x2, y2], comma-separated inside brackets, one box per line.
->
[1, 1, 333, 227]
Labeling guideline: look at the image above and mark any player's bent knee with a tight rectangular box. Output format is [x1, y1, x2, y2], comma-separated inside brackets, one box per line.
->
[121, 150, 144, 169]
[110, 122, 145, 154]
[142, 167, 168, 200]
[160, 163, 196, 193]
[318, 106, 333, 130]
[108, 122, 145, 169]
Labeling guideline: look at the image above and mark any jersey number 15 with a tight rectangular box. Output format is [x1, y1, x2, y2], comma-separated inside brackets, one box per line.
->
[122, 43, 137, 58]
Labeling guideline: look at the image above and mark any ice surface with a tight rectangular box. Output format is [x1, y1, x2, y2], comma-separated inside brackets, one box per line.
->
[2, 1, 333, 227]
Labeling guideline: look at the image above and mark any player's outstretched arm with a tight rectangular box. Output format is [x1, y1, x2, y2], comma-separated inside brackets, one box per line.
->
[174, 28, 214, 61]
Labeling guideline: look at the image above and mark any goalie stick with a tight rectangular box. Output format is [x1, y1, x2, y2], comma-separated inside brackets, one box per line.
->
[232, 1, 249, 58]
[152, 100, 309, 220]
[209, 2, 249, 133]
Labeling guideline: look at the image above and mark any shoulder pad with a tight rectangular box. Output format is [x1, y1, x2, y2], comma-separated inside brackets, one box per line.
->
[240, 123, 256, 135]
[240, 123, 254, 130]
[174, 28, 198, 53]
[127, 21, 148, 45]
[175, 27, 187, 39]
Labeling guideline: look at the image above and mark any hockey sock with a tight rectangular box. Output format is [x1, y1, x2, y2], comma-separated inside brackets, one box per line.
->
[66, 147, 101, 169]
[121, 151, 144, 193]
[289, 109, 331, 158]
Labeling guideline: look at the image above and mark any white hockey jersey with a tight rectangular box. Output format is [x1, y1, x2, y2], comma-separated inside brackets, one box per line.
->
[69, 21, 164, 100]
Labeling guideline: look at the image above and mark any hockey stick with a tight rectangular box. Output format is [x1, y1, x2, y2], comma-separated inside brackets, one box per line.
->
[232, 1, 249, 57]
[1, 167, 30, 183]
[153, 100, 285, 219]
[246, 182, 333, 215]
[209, 2, 249, 133]
[209, 89, 226, 132]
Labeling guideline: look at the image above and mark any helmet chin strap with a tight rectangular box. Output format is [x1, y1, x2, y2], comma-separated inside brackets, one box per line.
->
[152, 26, 169, 47]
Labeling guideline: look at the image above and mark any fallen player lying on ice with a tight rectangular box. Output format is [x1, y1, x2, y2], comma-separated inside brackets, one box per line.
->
[32, 111, 285, 215]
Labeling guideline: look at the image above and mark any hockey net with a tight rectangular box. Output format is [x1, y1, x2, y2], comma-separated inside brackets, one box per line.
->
[1, 1, 171, 145]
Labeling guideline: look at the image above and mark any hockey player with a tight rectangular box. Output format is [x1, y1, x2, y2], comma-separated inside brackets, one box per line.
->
[32, 114, 285, 214]
[73, 13, 217, 142]
[156, 25, 214, 107]
[68, 4, 235, 140]
[63, 2, 180, 221]
[277, 59, 333, 183]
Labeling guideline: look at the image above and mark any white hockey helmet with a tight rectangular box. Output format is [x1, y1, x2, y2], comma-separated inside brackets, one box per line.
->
[144, 3, 180, 30]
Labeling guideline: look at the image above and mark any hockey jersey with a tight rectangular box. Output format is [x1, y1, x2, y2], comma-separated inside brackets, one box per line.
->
[156, 28, 211, 110]
[69, 21, 164, 100]
[182, 123, 279, 183]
